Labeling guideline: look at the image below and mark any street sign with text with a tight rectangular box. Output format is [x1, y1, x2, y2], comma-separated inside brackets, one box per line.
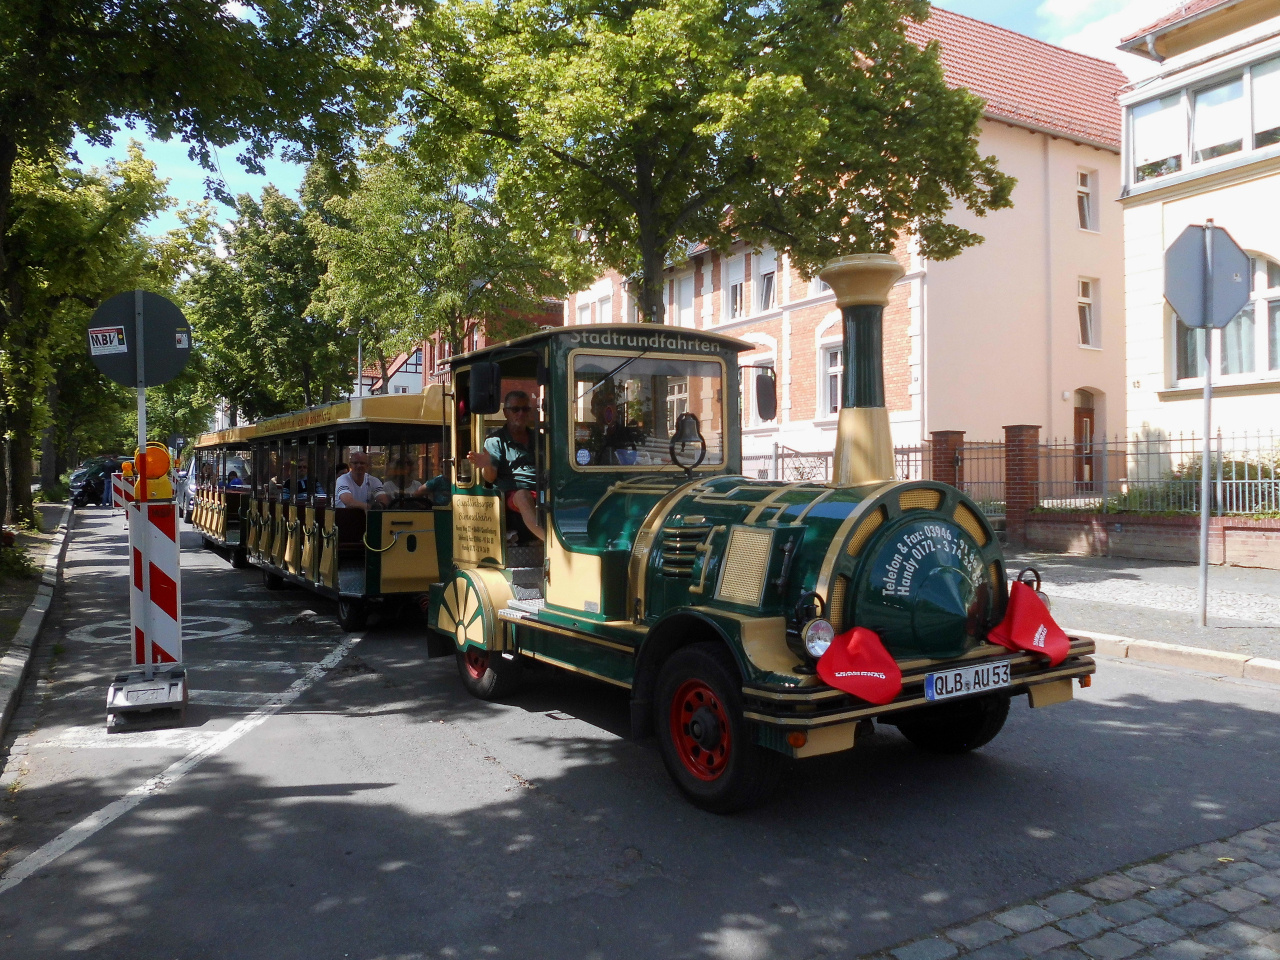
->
[88, 290, 192, 387]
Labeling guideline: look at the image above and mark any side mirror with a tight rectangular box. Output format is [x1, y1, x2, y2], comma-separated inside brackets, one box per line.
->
[755, 371, 777, 422]
[468, 362, 503, 415]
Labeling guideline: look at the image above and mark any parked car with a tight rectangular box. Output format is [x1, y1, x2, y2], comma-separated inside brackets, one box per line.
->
[69, 457, 129, 508]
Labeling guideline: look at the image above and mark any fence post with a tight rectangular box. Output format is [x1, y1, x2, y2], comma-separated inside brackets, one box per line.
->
[1004, 424, 1041, 547]
[1100, 434, 1109, 513]
[772, 441, 780, 481]
[930, 430, 965, 489]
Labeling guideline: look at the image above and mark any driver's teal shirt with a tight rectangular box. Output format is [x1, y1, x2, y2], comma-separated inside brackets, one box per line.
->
[484, 426, 536, 492]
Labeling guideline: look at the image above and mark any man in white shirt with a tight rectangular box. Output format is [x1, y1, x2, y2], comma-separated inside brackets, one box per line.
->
[381, 457, 424, 502]
[334, 451, 387, 510]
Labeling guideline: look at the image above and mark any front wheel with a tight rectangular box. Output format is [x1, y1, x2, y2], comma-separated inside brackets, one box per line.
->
[455, 647, 522, 700]
[337, 598, 368, 632]
[262, 569, 285, 591]
[655, 643, 782, 814]
[891, 692, 1011, 754]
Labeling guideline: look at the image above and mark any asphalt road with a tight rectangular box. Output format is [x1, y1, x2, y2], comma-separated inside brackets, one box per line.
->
[1, 510, 1279, 960]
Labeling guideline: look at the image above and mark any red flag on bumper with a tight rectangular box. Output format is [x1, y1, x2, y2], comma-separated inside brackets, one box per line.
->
[987, 581, 1070, 666]
[817, 627, 903, 705]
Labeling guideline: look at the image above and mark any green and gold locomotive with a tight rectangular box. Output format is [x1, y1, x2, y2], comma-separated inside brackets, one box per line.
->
[428, 254, 1096, 812]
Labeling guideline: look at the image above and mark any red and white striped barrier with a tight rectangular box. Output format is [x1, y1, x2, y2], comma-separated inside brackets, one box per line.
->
[111, 472, 134, 509]
[127, 500, 183, 666]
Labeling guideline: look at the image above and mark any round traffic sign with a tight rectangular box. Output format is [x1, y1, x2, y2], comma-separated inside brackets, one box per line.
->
[88, 290, 192, 387]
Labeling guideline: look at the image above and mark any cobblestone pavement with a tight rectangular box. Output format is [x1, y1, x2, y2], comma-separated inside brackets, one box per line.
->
[877, 820, 1280, 960]
[1007, 553, 1280, 660]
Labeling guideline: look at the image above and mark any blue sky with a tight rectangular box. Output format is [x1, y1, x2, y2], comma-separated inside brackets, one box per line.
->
[74, 0, 1166, 236]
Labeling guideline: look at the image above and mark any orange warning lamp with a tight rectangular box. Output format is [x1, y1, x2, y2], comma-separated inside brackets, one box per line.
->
[133, 442, 174, 500]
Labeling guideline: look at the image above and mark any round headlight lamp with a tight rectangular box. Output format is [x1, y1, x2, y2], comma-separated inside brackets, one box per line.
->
[802, 618, 835, 659]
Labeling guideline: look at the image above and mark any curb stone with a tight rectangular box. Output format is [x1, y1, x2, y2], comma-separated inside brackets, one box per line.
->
[0, 506, 72, 744]
[1067, 629, 1280, 685]
[870, 819, 1280, 960]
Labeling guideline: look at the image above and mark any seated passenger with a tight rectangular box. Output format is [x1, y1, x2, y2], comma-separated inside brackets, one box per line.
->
[292, 461, 323, 501]
[334, 451, 388, 511]
[381, 457, 424, 503]
[466, 390, 544, 541]
[226, 470, 243, 487]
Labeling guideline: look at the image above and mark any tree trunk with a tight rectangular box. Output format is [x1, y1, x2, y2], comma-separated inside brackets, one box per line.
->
[8, 398, 35, 525]
[635, 224, 667, 324]
[41, 379, 60, 493]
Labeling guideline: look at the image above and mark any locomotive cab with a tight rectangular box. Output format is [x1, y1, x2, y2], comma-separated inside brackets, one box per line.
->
[429, 257, 1097, 813]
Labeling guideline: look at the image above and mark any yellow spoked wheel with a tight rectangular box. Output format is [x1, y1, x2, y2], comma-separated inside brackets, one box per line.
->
[439, 573, 521, 700]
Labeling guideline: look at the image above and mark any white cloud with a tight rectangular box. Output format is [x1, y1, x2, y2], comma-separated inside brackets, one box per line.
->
[1038, 0, 1178, 79]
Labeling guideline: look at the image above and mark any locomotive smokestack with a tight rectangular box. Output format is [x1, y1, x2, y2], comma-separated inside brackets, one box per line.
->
[818, 253, 905, 487]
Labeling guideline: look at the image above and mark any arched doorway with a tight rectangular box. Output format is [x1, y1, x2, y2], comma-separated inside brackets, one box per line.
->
[1074, 389, 1095, 492]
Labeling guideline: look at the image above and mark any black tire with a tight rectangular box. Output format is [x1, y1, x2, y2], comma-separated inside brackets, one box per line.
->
[455, 647, 522, 700]
[262, 569, 285, 591]
[337, 598, 368, 631]
[655, 642, 783, 814]
[231, 549, 250, 569]
[892, 692, 1011, 754]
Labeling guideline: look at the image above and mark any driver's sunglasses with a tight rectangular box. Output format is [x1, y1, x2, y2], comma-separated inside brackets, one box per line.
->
[506, 405, 534, 412]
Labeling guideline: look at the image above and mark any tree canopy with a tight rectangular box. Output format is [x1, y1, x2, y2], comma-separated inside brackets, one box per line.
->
[406, 0, 1014, 321]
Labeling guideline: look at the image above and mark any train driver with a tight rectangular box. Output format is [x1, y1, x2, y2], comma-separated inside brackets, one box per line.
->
[335, 451, 389, 511]
[466, 390, 544, 541]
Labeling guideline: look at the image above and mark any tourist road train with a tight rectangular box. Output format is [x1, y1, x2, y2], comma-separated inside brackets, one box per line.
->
[188, 254, 1096, 811]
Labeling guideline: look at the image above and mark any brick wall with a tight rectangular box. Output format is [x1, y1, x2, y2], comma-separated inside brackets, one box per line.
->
[1024, 514, 1280, 569]
[1004, 424, 1041, 546]
[931, 430, 965, 487]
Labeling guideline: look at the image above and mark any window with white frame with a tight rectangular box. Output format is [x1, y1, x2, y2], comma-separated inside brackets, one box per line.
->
[576, 302, 591, 325]
[810, 277, 831, 297]
[1078, 279, 1098, 347]
[743, 359, 775, 427]
[676, 275, 695, 327]
[825, 346, 842, 415]
[724, 256, 745, 320]
[597, 295, 612, 323]
[754, 248, 777, 313]
[1175, 256, 1280, 380]
[1077, 170, 1096, 231]
[1129, 55, 1280, 185]
[404, 348, 423, 374]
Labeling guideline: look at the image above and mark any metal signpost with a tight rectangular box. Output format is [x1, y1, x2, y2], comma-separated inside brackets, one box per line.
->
[1164, 222, 1252, 627]
[88, 290, 193, 727]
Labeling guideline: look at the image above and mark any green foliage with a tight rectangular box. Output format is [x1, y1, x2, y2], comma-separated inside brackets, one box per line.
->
[311, 152, 590, 359]
[0, 540, 37, 581]
[407, 0, 1014, 320]
[182, 184, 355, 419]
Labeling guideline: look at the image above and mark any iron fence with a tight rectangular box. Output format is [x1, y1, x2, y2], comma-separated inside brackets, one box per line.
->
[957, 441, 1006, 516]
[1040, 430, 1280, 515]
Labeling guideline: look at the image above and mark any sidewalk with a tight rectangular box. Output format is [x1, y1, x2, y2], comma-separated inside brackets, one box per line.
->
[873, 819, 1280, 960]
[0, 505, 66, 662]
[1007, 552, 1280, 663]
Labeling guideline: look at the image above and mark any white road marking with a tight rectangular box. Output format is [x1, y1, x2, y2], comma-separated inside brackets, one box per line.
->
[0, 634, 361, 896]
[66, 617, 253, 644]
[55, 685, 309, 707]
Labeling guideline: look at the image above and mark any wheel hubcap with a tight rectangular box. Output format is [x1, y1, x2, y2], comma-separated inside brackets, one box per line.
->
[464, 648, 489, 680]
[669, 679, 732, 782]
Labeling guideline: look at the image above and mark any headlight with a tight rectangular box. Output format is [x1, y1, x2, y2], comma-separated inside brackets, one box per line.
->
[802, 618, 835, 658]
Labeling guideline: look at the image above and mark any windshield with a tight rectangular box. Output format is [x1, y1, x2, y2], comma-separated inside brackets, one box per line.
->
[571, 353, 725, 468]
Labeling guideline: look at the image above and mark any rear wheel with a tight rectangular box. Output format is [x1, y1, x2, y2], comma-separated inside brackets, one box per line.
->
[455, 647, 522, 700]
[231, 549, 249, 569]
[262, 569, 285, 591]
[337, 598, 367, 632]
[892, 692, 1011, 754]
[655, 643, 782, 813]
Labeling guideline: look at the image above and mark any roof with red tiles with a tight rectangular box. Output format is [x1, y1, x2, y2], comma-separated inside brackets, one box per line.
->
[1120, 0, 1237, 44]
[906, 7, 1126, 150]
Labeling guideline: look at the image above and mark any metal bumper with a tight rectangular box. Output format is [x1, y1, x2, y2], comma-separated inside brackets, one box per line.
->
[742, 638, 1097, 729]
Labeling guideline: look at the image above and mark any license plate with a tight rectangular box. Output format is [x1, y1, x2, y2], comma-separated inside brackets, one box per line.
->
[925, 661, 1011, 702]
[126, 686, 167, 704]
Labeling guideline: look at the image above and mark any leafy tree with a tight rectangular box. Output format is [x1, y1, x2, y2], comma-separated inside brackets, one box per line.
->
[406, 0, 1014, 322]
[183, 185, 355, 419]
[310, 153, 590, 366]
[0, 0, 402, 348]
[2, 146, 171, 522]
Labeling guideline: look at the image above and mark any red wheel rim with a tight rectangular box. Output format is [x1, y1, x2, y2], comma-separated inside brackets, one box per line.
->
[669, 678, 732, 782]
[464, 648, 489, 680]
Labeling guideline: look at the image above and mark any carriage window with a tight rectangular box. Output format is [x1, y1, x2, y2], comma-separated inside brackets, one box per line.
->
[571, 353, 725, 468]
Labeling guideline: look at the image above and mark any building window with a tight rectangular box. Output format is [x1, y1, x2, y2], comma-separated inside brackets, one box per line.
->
[1132, 94, 1184, 182]
[758, 271, 776, 312]
[725, 256, 745, 320]
[404, 349, 423, 374]
[1078, 279, 1098, 347]
[666, 380, 688, 424]
[1255, 57, 1280, 148]
[597, 295, 612, 324]
[810, 277, 831, 297]
[744, 360, 775, 427]
[1193, 77, 1245, 163]
[395, 386, 409, 394]
[1077, 170, 1096, 230]
[1175, 256, 1280, 382]
[676, 275, 695, 328]
[826, 346, 842, 415]
[576, 302, 591, 325]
